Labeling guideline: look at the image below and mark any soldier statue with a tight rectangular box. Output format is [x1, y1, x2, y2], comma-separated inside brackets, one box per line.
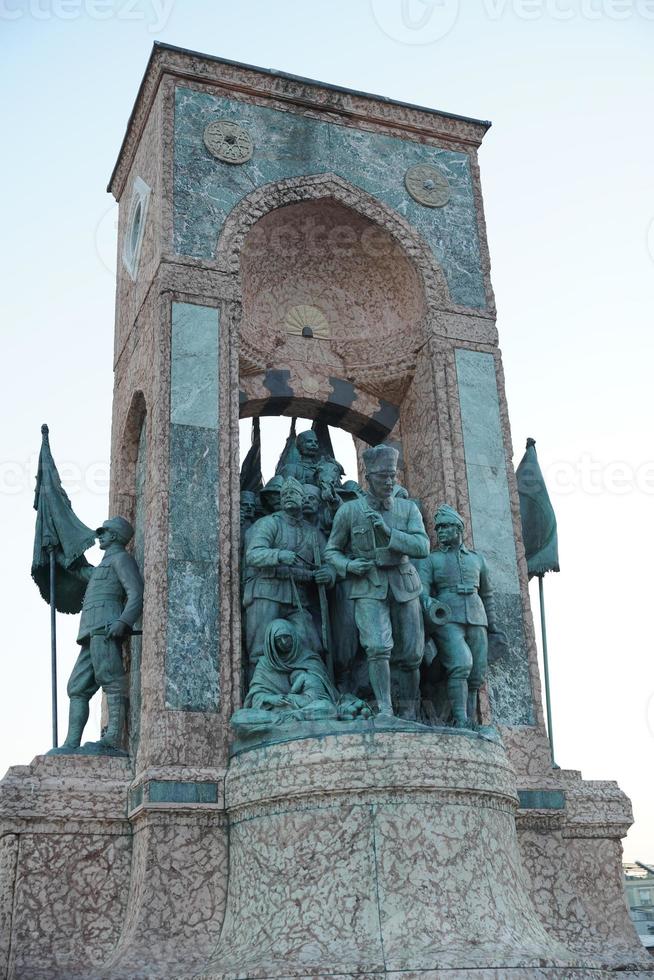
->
[259, 475, 284, 515]
[415, 504, 502, 728]
[324, 444, 429, 719]
[240, 490, 258, 532]
[50, 516, 143, 754]
[277, 429, 323, 485]
[244, 477, 335, 679]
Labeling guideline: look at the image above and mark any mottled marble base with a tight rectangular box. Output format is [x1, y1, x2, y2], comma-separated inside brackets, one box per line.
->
[1, 740, 651, 978]
[200, 731, 597, 978]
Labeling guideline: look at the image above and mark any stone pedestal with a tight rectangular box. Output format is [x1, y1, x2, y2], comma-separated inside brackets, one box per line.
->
[0, 755, 132, 980]
[1, 733, 652, 978]
[203, 731, 592, 978]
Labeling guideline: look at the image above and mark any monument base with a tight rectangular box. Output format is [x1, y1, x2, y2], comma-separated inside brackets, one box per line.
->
[1, 733, 652, 978]
[202, 731, 602, 978]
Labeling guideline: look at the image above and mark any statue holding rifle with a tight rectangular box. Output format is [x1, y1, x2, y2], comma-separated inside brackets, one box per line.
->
[244, 477, 335, 681]
[50, 517, 143, 754]
[31, 425, 143, 755]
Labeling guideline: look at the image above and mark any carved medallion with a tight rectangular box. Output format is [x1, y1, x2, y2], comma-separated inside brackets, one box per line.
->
[404, 164, 451, 208]
[203, 120, 253, 164]
[284, 305, 330, 339]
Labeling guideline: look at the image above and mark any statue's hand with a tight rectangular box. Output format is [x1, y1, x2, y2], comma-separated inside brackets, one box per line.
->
[369, 513, 391, 543]
[314, 565, 334, 585]
[290, 674, 306, 694]
[278, 550, 298, 565]
[106, 620, 128, 640]
[259, 694, 283, 709]
[348, 558, 374, 577]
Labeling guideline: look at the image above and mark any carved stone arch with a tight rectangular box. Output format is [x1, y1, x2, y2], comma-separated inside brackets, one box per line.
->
[113, 389, 147, 526]
[215, 172, 453, 313]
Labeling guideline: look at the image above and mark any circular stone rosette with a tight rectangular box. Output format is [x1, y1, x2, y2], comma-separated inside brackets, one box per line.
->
[203, 120, 253, 164]
[404, 164, 451, 208]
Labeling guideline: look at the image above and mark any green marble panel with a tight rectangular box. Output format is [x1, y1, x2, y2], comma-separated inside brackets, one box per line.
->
[148, 780, 219, 804]
[173, 88, 486, 309]
[167, 302, 221, 712]
[455, 348, 534, 725]
[455, 349, 519, 594]
[171, 302, 219, 429]
[518, 790, 565, 810]
[166, 559, 219, 711]
[128, 784, 144, 812]
[168, 424, 219, 562]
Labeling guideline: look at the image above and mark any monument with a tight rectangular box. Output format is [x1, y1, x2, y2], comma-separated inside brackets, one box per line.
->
[0, 42, 651, 979]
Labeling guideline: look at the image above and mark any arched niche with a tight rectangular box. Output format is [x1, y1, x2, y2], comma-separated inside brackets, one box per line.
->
[113, 389, 147, 525]
[228, 175, 455, 513]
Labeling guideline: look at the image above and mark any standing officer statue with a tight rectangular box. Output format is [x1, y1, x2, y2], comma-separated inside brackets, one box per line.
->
[325, 444, 429, 719]
[51, 517, 143, 754]
[416, 504, 504, 728]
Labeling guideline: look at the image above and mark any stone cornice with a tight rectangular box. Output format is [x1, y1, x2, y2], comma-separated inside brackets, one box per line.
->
[108, 42, 492, 200]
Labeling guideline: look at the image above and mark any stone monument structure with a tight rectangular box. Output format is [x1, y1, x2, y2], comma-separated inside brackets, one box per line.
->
[1, 42, 651, 979]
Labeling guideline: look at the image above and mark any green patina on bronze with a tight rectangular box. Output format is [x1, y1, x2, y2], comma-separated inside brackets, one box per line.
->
[415, 504, 508, 729]
[47, 516, 144, 757]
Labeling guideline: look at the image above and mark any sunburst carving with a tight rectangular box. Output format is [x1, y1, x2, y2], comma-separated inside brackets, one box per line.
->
[284, 304, 330, 339]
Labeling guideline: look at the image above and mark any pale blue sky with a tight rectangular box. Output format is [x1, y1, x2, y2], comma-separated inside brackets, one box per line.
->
[1, 1, 653, 860]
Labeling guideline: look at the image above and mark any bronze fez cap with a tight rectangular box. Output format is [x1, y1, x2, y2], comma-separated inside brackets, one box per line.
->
[240, 491, 257, 505]
[96, 516, 134, 544]
[362, 444, 399, 473]
[434, 504, 464, 529]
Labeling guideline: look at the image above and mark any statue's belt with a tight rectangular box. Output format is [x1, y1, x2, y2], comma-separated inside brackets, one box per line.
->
[273, 566, 315, 583]
[82, 596, 125, 609]
[356, 549, 407, 569]
[437, 585, 478, 596]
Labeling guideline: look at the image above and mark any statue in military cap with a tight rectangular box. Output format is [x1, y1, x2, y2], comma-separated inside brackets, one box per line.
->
[415, 504, 504, 728]
[324, 444, 429, 719]
[50, 516, 143, 754]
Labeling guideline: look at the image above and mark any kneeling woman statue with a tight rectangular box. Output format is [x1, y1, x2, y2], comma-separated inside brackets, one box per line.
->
[232, 619, 370, 738]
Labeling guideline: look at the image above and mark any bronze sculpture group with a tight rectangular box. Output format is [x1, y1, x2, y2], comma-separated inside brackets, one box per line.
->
[48, 430, 505, 755]
[239, 434, 505, 734]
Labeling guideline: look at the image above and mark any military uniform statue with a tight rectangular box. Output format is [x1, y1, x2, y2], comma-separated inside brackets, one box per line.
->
[324, 444, 429, 719]
[278, 429, 322, 485]
[259, 475, 284, 515]
[244, 477, 335, 678]
[415, 504, 500, 728]
[51, 516, 143, 754]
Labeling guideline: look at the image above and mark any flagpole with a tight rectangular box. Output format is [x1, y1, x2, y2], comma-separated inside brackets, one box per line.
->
[538, 573, 557, 767]
[49, 546, 58, 748]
